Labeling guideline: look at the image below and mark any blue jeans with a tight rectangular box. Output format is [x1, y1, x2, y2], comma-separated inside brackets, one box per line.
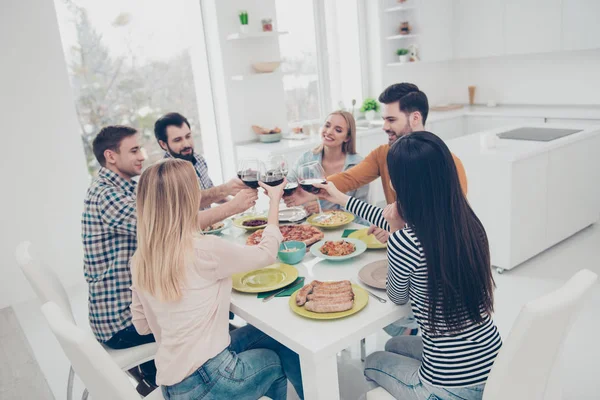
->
[161, 325, 304, 400]
[364, 336, 485, 400]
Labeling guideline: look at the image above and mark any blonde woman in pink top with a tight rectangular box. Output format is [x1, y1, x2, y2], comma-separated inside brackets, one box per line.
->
[130, 159, 303, 400]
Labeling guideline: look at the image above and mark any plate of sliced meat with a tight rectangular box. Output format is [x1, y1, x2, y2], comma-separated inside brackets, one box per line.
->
[289, 280, 369, 320]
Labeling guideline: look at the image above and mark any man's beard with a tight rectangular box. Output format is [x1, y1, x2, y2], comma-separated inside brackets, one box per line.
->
[386, 121, 413, 145]
[168, 145, 196, 164]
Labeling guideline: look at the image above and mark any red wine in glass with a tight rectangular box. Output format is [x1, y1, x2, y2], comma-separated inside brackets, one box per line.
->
[261, 169, 285, 187]
[300, 178, 326, 194]
[283, 182, 298, 196]
[242, 175, 260, 189]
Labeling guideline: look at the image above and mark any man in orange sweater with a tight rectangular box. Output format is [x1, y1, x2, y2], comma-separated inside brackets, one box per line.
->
[285, 83, 468, 243]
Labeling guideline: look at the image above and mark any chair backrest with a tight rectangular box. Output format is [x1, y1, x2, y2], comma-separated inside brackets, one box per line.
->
[41, 301, 140, 400]
[15, 241, 75, 322]
[483, 269, 597, 400]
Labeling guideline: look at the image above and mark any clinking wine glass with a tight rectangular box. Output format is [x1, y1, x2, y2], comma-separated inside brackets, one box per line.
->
[297, 161, 327, 218]
[239, 158, 261, 216]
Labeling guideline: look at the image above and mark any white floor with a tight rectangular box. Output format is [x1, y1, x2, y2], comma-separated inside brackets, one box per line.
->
[9, 223, 600, 400]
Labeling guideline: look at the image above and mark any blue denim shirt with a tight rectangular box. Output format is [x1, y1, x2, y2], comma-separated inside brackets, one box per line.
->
[289, 149, 369, 223]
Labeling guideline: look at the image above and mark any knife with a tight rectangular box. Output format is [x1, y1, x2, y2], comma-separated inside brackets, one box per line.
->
[262, 286, 291, 302]
[352, 280, 387, 303]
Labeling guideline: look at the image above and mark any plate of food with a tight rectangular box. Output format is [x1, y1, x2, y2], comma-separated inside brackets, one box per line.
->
[246, 224, 324, 247]
[202, 219, 231, 235]
[306, 210, 355, 228]
[233, 215, 269, 231]
[289, 280, 368, 320]
[232, 263, 298, 293]
[310, 238, 367, 261]
[358, 260, 387, 289]
[348, 228, 387, 249]
[278, 207, 307, 223]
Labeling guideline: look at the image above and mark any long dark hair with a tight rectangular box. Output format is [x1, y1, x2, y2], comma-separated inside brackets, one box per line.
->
[387, 131, 494, 334]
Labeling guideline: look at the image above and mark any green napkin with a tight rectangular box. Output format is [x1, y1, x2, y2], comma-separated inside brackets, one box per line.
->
[342, 229, 359, 238]
[257, 277, 305, 299]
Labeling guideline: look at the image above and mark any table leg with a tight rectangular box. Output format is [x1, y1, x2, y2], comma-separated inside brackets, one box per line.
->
[300, 354, 339, 400]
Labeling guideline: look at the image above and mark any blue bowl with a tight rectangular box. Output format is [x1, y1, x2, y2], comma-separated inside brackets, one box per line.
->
[277, 241, 306, 265]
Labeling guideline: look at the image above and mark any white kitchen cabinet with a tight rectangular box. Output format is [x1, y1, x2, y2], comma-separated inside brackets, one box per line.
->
[561, 0, 600, 51]
[428, 117, 465, 141]
[546, 135, 600, 248]
[453, 0, 504, 59]
[509, 154, 549, 267]
[546, 118, 600, 126]
[465, 116, 545, 136]
[419, 0, 454, 62]
[504, 0, 562, 55]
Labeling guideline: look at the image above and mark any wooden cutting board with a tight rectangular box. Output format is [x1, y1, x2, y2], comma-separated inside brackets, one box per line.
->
[430, 104, 464, 112]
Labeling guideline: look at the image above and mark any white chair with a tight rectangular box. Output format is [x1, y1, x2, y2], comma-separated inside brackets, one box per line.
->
[15, 241, 157, 400]
[41, 301, 272, 400]
[41, 301, 164, 400]
[366, 269, 598, 400]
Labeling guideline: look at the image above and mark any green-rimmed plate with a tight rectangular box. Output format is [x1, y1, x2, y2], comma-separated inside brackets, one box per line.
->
[310, 238, 367, 261]
[306, 211, 355, 229]
[202, 219, 232, 235]
[232, 263, 298, 293]
[348, 228, 387, 249]
[289, 284, 369, 320]
[232, 215, 268, 231]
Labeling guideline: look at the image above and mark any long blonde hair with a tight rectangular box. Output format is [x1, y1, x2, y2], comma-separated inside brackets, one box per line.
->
[132, 159, 201, 302]
[313, 110, 357, 155]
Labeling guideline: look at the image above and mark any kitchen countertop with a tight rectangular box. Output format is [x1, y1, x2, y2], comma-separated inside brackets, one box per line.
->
[447, 123, 600, 163]
[236, 104, 600, 152]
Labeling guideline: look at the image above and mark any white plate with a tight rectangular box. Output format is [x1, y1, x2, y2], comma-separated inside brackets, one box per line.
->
[358, 259, 387, 289]
[279, 207, 307, 222]
[202, 219, 232, 235]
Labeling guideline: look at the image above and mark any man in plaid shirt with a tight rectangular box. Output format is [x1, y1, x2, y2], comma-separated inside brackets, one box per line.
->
[82, 126, 157, 392]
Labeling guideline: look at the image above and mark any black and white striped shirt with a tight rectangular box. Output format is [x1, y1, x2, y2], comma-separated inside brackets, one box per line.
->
[347, 197, 502, 387]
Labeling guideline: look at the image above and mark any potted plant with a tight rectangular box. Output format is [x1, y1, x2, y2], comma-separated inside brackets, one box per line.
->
[239, 10, 249, 34]
[360, 98, 380, 121]
[397, 48, 409, 63]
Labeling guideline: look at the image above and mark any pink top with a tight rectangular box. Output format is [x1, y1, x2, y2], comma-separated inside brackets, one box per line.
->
[130, 225, 282, 386]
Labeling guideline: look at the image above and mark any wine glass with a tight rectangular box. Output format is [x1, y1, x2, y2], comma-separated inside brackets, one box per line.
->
[261, 155, 287, 187]
[297, 161, 328, 220]
[238, 158, 261, 216]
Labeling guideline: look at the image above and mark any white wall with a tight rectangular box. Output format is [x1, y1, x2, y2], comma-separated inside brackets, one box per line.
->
[0, 0, 89, 308]
[449, 50, 600, 106]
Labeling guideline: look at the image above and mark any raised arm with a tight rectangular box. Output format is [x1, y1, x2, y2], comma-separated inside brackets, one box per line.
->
[345, 197, 390, 231]
[386, 229, 422, 305]
[99, 188, 137, 235]
[327, 148, 381, 193]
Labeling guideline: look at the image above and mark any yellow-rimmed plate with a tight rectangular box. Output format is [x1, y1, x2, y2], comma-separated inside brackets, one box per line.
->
[232, 263, 298, 293]
[348, 228, 387, 249]
[232, 215, 268, 231]
[306, 211, 355, 229]
[289, 284, 369, 320]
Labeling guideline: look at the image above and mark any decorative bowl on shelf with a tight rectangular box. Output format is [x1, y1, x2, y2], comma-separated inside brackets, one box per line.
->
[258, 132, 282, 143]
[252, 61, 281, 73]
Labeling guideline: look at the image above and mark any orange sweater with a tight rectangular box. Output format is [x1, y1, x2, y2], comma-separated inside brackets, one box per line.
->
[328, 144, 468, 204]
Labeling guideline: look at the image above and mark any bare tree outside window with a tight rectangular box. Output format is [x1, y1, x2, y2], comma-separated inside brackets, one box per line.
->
[54, 0, 203, 176]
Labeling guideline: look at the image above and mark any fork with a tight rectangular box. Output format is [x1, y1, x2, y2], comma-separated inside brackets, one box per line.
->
[313, 212, 332, 223]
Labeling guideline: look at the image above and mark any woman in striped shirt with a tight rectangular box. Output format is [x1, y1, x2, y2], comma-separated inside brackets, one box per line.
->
[314, 131, 502, 399]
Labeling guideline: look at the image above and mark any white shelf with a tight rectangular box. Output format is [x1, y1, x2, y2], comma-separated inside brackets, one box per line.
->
[386, 62, 419, 67]
[386, 34, 419, 40]
[226, 31, 288, 40]
[384, 6, 417, 13]
[230, 71, 281, 81]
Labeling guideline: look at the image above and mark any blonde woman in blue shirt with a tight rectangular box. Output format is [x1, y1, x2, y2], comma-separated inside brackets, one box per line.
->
[287, 111, 369, 220]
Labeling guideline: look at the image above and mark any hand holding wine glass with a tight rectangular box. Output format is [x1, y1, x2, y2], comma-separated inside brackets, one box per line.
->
[311, 180, 349, 206]
[297, 161, 327, 217]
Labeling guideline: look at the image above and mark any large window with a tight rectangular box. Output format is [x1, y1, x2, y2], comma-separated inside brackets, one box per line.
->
[54, 0, 204, 176]
[275, 0, 323, 124]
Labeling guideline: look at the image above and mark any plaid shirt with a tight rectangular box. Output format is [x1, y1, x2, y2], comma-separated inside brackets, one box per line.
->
[164, 152, 214, 190]
[82, 168, 137, 342]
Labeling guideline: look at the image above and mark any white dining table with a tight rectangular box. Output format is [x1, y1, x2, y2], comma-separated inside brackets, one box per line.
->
[225, 222, 411, 400]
